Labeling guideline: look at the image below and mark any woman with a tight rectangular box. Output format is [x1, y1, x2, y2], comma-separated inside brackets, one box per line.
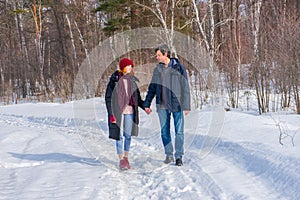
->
[105, 58, 145, 170]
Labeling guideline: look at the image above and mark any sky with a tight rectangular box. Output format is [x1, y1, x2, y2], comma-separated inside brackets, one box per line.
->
[0, 97, 300, 200]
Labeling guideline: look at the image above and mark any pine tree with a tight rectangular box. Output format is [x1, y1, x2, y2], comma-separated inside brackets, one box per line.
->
[95, 0, 133, 36]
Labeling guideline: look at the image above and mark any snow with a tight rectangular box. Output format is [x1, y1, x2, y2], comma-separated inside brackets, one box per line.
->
[1, 98, 300, 200]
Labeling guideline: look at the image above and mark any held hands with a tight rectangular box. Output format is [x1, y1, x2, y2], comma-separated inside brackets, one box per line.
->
[145, 108, 152, 115]
[144, 108, 188, 115]
[184, 110, 190, 116]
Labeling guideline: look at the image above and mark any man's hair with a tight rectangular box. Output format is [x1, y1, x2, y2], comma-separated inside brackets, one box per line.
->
[155, 44, 171, 58]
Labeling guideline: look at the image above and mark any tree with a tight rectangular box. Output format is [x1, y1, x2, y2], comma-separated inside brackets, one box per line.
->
[248, 0, 271, 114]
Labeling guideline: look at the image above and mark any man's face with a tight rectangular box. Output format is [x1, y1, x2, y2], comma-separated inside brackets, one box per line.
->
[156, 50, 168, 63]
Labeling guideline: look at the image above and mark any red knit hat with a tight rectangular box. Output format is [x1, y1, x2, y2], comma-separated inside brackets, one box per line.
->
[119, 58, 134, 71]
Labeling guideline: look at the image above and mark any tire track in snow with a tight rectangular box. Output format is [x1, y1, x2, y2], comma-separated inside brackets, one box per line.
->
[184, 158, 227, 199]
[190, 151, 280, 199]
[214, 140, 300, 200]
[190, 133, 300, 199]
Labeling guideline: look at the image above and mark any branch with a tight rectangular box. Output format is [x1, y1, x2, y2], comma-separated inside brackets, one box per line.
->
[134, 1, 161, 23]
[270, 114, 296, 146]
[215, 18, 235, 28]
[191, 0, 210, 52]
[178, 19, 193, 30]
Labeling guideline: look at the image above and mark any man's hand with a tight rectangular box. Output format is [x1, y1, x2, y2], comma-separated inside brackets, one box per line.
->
[145, 108, 152, 115]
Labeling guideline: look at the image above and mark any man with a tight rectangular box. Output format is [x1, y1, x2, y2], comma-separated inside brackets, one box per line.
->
[144, 44, 191, 166]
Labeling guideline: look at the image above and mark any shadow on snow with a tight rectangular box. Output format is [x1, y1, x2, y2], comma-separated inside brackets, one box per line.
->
[8, 152, 101, 166]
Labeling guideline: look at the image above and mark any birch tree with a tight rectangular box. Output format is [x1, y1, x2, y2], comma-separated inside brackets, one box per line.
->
[249, 0, 270, 114]
[134, 0, 177, 55]
[220, 0, 252, 109]
[191, 0, 223, 104]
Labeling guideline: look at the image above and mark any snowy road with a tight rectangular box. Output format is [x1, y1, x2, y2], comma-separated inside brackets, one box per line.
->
[1, 99, 300, 200]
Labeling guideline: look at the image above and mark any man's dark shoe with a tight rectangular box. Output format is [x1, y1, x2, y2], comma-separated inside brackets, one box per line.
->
[164, 155, 174, 164]
[175, 158, 183, 166]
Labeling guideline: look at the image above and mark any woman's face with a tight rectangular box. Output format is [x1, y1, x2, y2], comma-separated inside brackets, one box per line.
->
[123, 65, 132, 74]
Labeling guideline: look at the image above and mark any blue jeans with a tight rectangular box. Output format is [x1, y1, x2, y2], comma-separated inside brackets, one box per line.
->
[157, 109, 184, 159]
[116, 114, 134, 155]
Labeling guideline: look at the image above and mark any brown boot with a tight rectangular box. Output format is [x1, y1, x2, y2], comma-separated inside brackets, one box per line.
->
[123, 157, 131, 169]
[119, 159, 128, 170]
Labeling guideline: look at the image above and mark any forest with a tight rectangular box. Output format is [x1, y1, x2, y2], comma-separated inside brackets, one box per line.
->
[0, 0, 299, 114]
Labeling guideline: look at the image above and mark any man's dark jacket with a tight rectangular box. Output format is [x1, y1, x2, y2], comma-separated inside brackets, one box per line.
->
[144, 58, 191, 112]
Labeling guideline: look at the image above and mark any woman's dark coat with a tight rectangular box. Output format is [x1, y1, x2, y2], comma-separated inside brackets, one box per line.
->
[105, 70, 145, 140]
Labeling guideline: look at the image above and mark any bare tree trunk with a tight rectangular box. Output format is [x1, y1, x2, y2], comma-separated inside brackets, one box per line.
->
[208, 0, 221, 104]
[191, 0, 210, 51]
[37, 1, 45, 94]
[222, 0, 243, 109]
[32, 0, 46, 99]
[0, 66, 4, 101]
[292, 63, 300, 114]
[235, 0, 242, 109]
[250, 0, 270, 114]
[13, 0, 31, 101]
[66, 14, 78, 69]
